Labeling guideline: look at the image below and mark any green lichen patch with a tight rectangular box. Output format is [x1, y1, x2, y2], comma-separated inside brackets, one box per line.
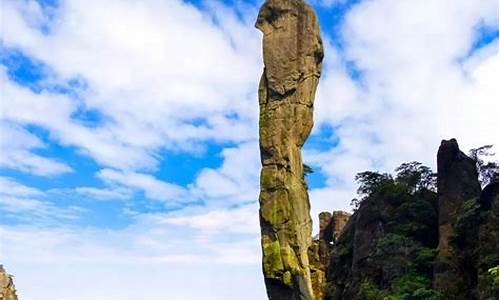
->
[263, 240, 285, 277]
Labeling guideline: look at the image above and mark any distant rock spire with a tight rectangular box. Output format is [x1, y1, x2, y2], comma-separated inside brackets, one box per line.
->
[0, 265, 18, 300]
[309, 211, 351, 300]
[255, 0, 323, 299]
[434, 139, 481, 299]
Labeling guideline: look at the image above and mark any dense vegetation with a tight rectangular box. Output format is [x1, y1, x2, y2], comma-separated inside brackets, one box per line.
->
[329, 145, 499, 300]
[352, 162, 441, 299]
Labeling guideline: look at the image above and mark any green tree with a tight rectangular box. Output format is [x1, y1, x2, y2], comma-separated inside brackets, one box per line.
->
[358, 280, 392, 300]
[392, 273, 440, 300]
[469, 145, 499, 186]
[349, 161, 439, 298]
[395, 161, 436, 192]
[354, 171, 393, 197]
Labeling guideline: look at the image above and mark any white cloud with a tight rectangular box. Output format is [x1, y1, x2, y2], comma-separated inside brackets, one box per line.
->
[0, 121, 73, 176]
[97, 169, 188, 203]
[313, 0, 348, 7]
[1, 0, 261, 174]
[0, 202, 264, 300]
[0, 69, 158, 171]
[190, 141, 260, 207]
[309, 0, 499, 231]
[0, 176, 43, 197]
[0, 177, 82, 222]
[73, 186, 132, 200]
[157, 203, 259, 235]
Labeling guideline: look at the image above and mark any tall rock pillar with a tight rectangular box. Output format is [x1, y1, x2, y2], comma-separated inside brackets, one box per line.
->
[434, 139, 481, 299]
[256, 1, 323, 299]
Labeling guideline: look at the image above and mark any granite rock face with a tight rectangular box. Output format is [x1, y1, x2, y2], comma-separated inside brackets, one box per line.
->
[256, 0, 323, 299]
[434, 139, 482, 298]
[0, 266, 18, 300]
[317, 212, 334, 268]
[308, 238, 325, 300]
[310, 211, 351, 300]
[325, 195, 389, 299]
[316, 211, 352, 270]
[328, 212, 352, 244]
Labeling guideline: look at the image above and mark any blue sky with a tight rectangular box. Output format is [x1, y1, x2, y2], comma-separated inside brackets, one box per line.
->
[0, 0, 352, 228]
[0, 0, 498, 299]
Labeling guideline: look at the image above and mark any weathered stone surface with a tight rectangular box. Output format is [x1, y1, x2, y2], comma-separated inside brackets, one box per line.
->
[309, 212, 331, 300]
[324, 215, 356, 300]
[324, 170, 440, 299]
[345, 198, 386, 299]
[318, 212, 332, 241]
[256, 0, 323, 299]
[310, 211, 351, 300]
[325, 187, 441, 299]
[317, 212, 333, 269]
[308, 239, 326, 300]
[0, 265, 18, 300]
[330, 211, 352, 243]
[434, 139, 481, 299]
[316, 211, 352, 270]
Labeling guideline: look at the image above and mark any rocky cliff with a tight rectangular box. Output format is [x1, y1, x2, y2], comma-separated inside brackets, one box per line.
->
[256, 0, 323, 299]
[322, 139, 498, 299]
[0, 266, 18, 300]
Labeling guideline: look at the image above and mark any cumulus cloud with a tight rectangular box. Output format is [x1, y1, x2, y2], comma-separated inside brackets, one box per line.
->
[1, 0, 261, 173]
[97, 168, 188, 203]
[313, 0, 348, 7]
[0, 68, 158, 171]
[0, 177, 82, 223]
[73, 186, 132, 200]
[309, 0, 499, 218]
[0, 177, 43, 197]
[2, 1, 261, 299]
[157, 203, 259, 235]
[189, 141, 260, 207]
[0, 121, 73, 176]
[0, 203, 264, 300]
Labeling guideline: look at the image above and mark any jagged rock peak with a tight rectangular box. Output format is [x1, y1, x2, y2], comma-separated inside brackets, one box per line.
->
[256, 0, 323, 299]
[437, 139, 469, 167]
[318, 211, 352, 245]
[434, 138, 482, 298]
[310, 211, 352, 300]
[330, 211, 351, 240]
[256, 0, 323, 100]
[318, 212, 333, 241]
[0, 265, 18, 300]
